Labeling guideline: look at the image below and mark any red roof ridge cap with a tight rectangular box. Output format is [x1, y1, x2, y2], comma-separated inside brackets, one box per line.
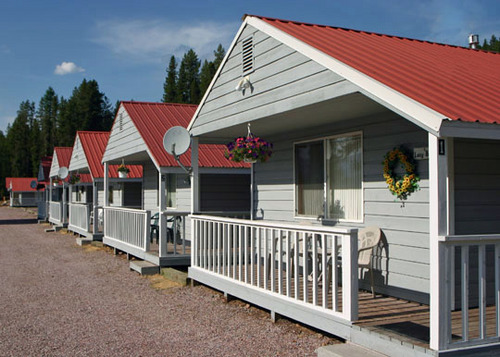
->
[247, 14, 497, 53]
[121, 100, 198, 108]
[77, 131, 110, 134]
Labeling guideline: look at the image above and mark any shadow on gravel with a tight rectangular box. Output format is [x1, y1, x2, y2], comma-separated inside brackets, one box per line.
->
[0, 218, 38, 225]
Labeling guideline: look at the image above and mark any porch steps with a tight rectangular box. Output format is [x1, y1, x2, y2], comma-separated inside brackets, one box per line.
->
[129, 260, 159, 275]
[317, 343, 386, 357]
[76, 237, 92, 246]
[160, 268, 188, 286]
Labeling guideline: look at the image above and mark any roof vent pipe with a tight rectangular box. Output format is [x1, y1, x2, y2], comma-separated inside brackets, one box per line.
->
[469, 34, 479, 49]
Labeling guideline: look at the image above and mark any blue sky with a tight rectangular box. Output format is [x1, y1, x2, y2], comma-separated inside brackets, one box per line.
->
[0, 0, 498, 132]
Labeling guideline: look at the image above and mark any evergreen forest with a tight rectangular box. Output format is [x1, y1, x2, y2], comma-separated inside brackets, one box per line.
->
[0, 45, 225, 197]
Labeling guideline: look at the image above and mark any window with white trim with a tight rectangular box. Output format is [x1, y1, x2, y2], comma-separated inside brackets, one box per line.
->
[295, 132, 363, 222]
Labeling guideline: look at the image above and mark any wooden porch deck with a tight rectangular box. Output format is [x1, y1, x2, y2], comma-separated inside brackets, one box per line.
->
[204, 261, 499, 351]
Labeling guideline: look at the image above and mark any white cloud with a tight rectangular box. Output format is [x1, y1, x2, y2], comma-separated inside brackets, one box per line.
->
[92, 19, 238, 63]
[54, 61, 85, 75]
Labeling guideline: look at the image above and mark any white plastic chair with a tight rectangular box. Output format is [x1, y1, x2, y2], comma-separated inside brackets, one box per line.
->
[357, 226, 382, 297]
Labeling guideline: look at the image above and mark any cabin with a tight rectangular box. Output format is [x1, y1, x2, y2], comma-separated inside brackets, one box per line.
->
[187, 15, 500, 356]
[47, 147, 72, 227]
[101, 101, 250, 269]
[67, 131, 143, 242]
[5, 177, 44, 207]
[36, 156, 52, 220]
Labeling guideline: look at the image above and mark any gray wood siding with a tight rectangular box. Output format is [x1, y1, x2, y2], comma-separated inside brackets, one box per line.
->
[454, 138, 500, 235]
[192, 25, 352, 136]
[102, 105, 148, 162]
[254, 112, 430, 301]
[143, 161, 157, 211]
[200, 174, 251, 212]
[69, 136, 89, 171]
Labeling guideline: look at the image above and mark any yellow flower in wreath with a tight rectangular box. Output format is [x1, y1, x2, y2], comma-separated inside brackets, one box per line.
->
[382, 147, 420, 201]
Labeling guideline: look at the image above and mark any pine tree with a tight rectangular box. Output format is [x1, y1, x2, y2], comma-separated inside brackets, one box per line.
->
[57, 79, 113, 146]
[30, 119, 41, 176]
[0, 130, 10, 197]
[199, 60, 215, 99]
[213, 44, 226, 71]
[7, 101, 34, 176]
[176, 49, 201, 104]
[477, 35, 500, 52]
[163, 56, 178, 103]
[37, 87, 59, 156]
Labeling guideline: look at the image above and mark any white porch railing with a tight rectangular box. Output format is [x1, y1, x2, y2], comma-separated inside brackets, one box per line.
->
[191, 215, 359, 321]
[49, 201, 63, 225]
[104, 206, 150, 252]
[68, 203, 91, 235]
[161, 210, 190, 256]
[441, 234, 500, 350]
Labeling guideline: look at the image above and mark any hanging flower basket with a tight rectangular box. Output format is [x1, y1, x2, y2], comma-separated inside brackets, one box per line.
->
[224, 125, 273, 164]
[382, 147, 420, 201]
[68, 173, 80, 185]
[117, 163, 130, 178]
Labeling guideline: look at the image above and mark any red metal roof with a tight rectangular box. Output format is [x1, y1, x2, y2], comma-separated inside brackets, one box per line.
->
[54, 147, 73, 168]
[6, 178, 44, 192]
[76, 131, 142, 179]
[121, 101, 248, 168]
[252, 15, 500, 124]
[38, 156, 52, 184]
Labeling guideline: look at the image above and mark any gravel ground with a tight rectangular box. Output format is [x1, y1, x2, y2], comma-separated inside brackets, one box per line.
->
[0, 206, 337, 356]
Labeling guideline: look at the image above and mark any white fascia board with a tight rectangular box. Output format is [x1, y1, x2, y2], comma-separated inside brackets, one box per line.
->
[247, 16, 447, 135]
[439, 120, 500, 140]
[187, 20, 250, 133]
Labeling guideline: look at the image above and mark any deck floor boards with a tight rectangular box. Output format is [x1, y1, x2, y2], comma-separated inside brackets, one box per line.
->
[199, 260, 499, 350]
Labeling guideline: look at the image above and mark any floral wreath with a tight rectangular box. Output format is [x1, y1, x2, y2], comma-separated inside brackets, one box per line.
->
[383, 147, 420, 201]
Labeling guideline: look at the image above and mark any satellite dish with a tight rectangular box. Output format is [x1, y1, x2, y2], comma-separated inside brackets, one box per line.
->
[163, 126, 191, 156]
[30, 180, 37, 189]
[58, 167, 69, 179]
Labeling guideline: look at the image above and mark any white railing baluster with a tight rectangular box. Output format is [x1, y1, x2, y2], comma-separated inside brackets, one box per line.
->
[257, 228, 261, 288]
[278, 229, 283, 295]
[462, 246, 469, 342]
[312, 233, 318, 306]
[239, 225, 243, 281]
[479, 245, 486, 339]
[250, 227, 254, 286]
[303, 232, 308, 304]
[332, 235, 339, 312]
[286, 231, 291, 298]
[293, 231, 300, 300]
[496, 243, 500, 337]
[322, 233, 327, 309]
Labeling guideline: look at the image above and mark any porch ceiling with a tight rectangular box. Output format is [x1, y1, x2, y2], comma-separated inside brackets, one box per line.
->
[103, 150, 151, 165]
[195, 92, 389, 144]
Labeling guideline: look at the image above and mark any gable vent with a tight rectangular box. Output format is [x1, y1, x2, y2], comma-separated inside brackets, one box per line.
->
[242, 36, 254, 75]
[119, 113, 123, 131]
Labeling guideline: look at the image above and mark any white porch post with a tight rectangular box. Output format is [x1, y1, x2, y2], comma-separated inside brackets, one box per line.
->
[429, 134, 451, 351]
[159, 172, 167, 257]
[92, 180, 98, 233]
[104, 163, 110, 207]
[191, 137, 200, 214]
[62, 182, 67, 224]
[49, 178, 53, 202]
